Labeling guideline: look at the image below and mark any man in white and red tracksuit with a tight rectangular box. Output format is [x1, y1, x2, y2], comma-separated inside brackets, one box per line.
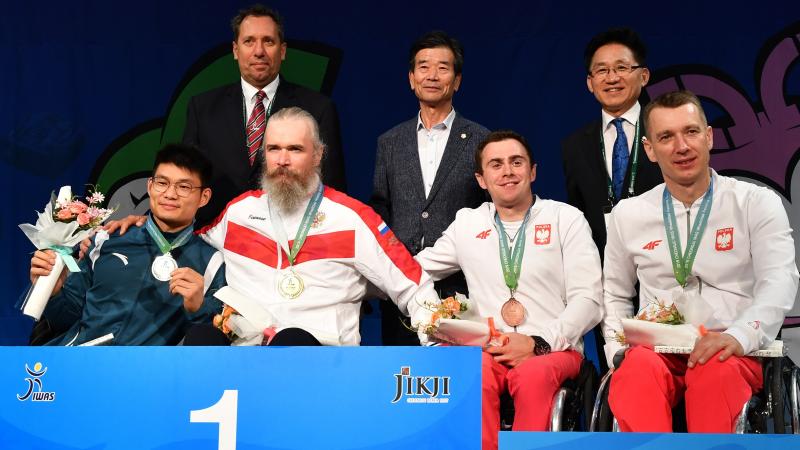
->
[602, 90, 798, 432]
[416, 130, 603, 450]
[198, 106, 436, 345]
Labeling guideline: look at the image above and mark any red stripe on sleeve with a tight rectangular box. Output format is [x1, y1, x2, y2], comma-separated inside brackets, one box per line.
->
[322, 187, 422, 284]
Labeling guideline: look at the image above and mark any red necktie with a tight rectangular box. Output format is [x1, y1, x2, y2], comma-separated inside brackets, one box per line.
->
[246, 90, 267, 165]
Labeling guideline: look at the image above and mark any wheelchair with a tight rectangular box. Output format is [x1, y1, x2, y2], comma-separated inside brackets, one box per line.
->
[590, 341, 800, 434]
[501, 358, 599, 431]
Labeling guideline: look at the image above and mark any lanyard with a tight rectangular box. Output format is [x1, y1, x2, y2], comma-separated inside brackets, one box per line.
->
[662, 178, 714, 287]
[494, 209, 531, 295]
[268, 183, 324, 266]
[600, 119, 641, 203]
[144, 215, 194, 255]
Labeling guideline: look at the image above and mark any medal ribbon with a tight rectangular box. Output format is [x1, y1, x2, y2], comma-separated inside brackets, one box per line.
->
[144, 215, 194, 255]
[600, 120, 641, 201]
[662, 177, 713, 287]
[494, 209, 531, 295]
[269, 183, 324, 266]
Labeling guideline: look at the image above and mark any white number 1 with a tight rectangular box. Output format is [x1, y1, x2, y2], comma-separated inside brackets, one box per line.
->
[190, 389, 238, 450]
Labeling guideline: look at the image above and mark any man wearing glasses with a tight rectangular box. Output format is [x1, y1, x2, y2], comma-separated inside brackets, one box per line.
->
[28, 144, 225, 345]
[561, 28, 663, 372]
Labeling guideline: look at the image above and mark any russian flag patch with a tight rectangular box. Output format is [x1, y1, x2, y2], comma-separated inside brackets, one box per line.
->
[378, 222, 390, 235]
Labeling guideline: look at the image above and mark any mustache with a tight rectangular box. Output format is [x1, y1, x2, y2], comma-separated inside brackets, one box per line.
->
[267, 166, 301, 181]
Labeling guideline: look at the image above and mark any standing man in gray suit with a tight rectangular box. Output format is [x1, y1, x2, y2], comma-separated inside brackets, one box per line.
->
[370, 31, 490, 345]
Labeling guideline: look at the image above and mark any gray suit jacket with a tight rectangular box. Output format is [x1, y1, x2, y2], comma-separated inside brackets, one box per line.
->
[370, 113, 489, 256]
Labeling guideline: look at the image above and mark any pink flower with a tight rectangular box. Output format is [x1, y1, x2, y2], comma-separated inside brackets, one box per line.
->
[87, 192, 105, 204]
[56, 208, 74, 220]
[68, 201, 88, 214]
[77, 212, 91, 226]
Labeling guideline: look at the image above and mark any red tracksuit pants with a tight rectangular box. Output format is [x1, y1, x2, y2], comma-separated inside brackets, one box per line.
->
[609, 346, 762, 432]
[482, 350, 582, 450]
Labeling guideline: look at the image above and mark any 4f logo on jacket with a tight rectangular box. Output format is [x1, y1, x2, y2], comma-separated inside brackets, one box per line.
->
[475, 229, 492, 239]
[534, 225, 551, 245]
[642, 240, 662, 250]
[716, 228, 734, 251]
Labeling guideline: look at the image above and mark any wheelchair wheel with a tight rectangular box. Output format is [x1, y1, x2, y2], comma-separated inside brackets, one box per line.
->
[768, 357, 791, 434]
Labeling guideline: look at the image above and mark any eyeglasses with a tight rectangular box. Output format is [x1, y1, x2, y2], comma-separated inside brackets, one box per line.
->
[149, 177, 203, 198]
[589, 64, 644, 78]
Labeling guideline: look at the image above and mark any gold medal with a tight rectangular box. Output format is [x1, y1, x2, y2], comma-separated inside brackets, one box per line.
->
[278, 270, 304, 299]
[501, 297, 526, 327]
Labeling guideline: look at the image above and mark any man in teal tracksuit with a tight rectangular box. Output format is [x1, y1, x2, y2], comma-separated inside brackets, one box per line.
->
[28, 144, 225, 345]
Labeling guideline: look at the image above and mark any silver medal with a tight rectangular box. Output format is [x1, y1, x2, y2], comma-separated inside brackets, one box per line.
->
[151, 253, 178, 281]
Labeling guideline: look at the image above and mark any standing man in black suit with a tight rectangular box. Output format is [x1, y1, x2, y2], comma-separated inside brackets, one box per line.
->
[562, 28, 662, 254]
[184, 4, 346, 227]
[370, 31, 489, 345]
[561, 28, 662, 372]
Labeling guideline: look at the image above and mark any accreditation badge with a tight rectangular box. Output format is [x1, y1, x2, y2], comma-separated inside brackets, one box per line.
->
[151, 253, 178, 281]
[500, 297, 526, 327]
[278, 270, 304, 299]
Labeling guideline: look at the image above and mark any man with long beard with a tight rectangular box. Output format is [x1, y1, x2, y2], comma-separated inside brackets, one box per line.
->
[195, 106, 436, 345]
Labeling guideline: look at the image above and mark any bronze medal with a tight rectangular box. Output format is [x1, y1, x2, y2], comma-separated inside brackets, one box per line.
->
[501, 297, 526, 327]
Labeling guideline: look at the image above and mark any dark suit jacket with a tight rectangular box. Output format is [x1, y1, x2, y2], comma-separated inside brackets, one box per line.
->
[561, 114, 663, 256]
[370, 112, 489, 345]
[370, 113, 490, 256]
[183, 78, 347, 227]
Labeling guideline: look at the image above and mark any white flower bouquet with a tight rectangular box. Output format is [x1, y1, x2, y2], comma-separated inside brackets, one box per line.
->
[19, 186, 114, 320]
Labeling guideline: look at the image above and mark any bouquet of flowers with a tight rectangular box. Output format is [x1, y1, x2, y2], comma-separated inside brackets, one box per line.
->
[610, 297, 686, 345]
[413, 294, 469, 336]
[19, 186, 115, 320]
[613, 297, 700, 348]
[635, 298, 685, 325]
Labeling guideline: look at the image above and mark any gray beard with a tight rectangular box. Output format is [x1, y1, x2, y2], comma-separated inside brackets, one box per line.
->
[262, 171, 320, 214]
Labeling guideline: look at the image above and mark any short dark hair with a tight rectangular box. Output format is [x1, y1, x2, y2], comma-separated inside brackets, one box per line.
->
[408, 31, 464, 75]
[642, 90, 708, 138]
[475, 130, 535, 174]
[153, 144, 213, 187]
[584, 28, 647, 73]
[231, 4, 284, 42]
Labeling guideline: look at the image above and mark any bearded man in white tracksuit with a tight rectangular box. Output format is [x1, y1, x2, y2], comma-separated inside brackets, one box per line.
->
[416, 130, 603, 450]
[602, 90, 798, 432]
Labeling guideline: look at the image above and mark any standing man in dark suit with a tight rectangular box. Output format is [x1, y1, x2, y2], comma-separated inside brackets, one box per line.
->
[562, 28, 662, 255]
[561, 28, 662, 372]
[183, 4, 346, 227]
[370, 31, 489, 345]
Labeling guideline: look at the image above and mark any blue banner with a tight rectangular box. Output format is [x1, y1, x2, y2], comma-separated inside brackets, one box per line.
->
[0, 346, 481, 450]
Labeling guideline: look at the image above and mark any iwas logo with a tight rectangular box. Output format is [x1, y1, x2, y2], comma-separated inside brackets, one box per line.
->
[17, 362, 55, 402]
[391, 366, 451, 404]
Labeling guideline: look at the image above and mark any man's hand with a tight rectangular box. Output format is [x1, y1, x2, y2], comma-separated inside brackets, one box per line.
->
[30, 250, 67, 296]
[688, 331, 744, 368]
[169, 267, 205, 313]
[104, 215, 147, 235]
[485, 332, 535, 368]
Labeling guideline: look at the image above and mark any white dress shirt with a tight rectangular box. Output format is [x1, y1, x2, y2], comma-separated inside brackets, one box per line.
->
[416, 108, 456, 198]
[241, 76, 280, 122]
[601, 102, 640, 177]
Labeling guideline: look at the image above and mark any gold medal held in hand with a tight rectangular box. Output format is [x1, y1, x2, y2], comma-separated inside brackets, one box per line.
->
[278, 270, 304, 299]
[501, 297, 526, 327]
